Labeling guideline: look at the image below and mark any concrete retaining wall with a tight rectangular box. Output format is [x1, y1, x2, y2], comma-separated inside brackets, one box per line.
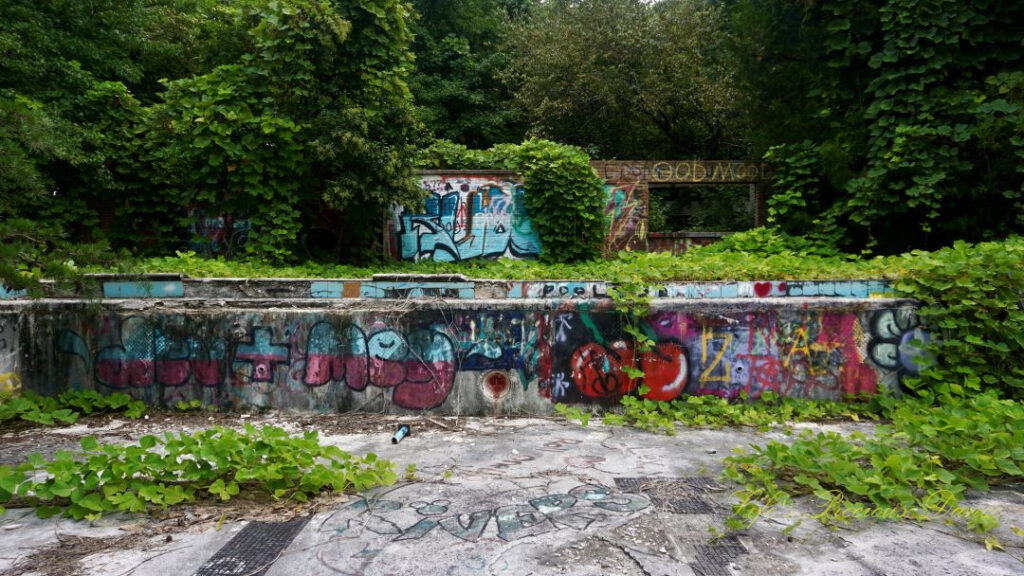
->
[0, 277, 926, 415]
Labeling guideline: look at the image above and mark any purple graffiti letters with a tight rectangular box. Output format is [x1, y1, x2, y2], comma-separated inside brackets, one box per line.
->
[301, 322, 456, 411]
[90, 316, 224, 389]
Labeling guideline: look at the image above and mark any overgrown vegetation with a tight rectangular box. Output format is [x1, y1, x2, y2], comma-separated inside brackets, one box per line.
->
[2, 0, 1022, 278]
[97, 228, 911, 281]
[0, 424, 397, 520]
[750, 0, 1024, 252]
[896, 239, 1024, 401]
[724, 393, 1022, 542]
[555, 390, 882, 433]
[515, 140, 606, 262]
[0, 390, 145, 426]
[548, 233, 1024, 542]
[1, 0, 420, 276]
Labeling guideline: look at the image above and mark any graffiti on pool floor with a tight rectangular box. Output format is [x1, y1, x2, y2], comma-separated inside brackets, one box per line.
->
[327, 484, 650, 544]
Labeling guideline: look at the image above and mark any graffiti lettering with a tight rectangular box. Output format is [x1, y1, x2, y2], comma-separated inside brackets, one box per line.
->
[395, 177, 541, 262]
[329, 484, 648, 544]
[43, 305, 915, 411]
[603, 182, 646, 253]
[700, 328, 733, 383]
[649, 161, 768, 183]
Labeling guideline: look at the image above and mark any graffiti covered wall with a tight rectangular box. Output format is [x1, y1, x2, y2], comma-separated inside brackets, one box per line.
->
[392, 173, 541, 261]
[17, 297, 925, 414]
[392, 173, 649, 261]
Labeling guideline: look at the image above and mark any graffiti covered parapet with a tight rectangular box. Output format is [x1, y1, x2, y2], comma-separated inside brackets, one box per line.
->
[2, 285, 927, 415]
[51, 275, 898, 301]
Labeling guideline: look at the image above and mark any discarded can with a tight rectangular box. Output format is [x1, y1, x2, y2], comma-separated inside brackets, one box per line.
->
[392, 424, 410, 444]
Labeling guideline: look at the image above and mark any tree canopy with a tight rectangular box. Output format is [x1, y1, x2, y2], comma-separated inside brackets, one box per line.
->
[1, 0, 1022, 276]
[505, 0, 745, 159]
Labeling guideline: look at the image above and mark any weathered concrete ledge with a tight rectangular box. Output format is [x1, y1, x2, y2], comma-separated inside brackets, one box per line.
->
[1, 275, 897, 301]
[0, 283, 927, 416]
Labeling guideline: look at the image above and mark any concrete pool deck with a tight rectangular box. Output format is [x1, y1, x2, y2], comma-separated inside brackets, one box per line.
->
[1, 415, 1021, 576]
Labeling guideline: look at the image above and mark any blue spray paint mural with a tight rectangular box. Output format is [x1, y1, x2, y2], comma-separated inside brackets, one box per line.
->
[392, 175, 542, 261]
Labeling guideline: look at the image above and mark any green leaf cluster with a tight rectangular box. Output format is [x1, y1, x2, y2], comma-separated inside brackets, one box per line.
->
[1, 0, 422, 267]
[894, 236, 1024, 400]
[505, 0, 744, 159]
[515, 139, 606, 263]
[107, 235, 907, 281]
[0, 424, 397, 520]
[556, 391, 883, 435]
[743, 0, 1024, 252]
[407, 0, 527, 148]
[723, 393, 1024, 533]
[0, 390, 146, 426]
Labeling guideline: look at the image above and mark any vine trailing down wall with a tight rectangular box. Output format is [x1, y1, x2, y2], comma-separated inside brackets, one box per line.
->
[10, 293, 928, 415]
[391, 173, 646, 262]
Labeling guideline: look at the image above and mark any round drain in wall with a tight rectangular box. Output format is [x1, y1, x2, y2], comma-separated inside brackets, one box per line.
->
[481, 371, 511, 401]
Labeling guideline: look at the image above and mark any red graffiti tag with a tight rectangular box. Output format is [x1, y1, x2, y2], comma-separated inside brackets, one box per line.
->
[570, 340, 688, 401]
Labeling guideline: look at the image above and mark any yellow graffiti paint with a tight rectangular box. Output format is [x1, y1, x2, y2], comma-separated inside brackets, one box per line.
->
[700, 326, 733, 383]
[0, 372, 22, 400]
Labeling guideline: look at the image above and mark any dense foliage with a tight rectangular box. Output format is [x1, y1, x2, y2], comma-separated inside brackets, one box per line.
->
[0, 424, 397, 520]
[741, 0, 1024, 252]
[895, 237, 1024, 400]
[0, 390, 145, 426]
[725, 393, 1022, 537]
[407, 0, 527, 148]
[3, 0, 1022, 274]
[105, 229, 908, 280]
[1, 0, 421, 274]
[506, 0, 743, 159]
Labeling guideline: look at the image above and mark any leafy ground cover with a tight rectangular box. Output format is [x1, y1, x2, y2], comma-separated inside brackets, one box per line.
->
[724, 393, 1023, 545]
[0, 390, 146, 426]
[0, 424, 397, 520]
[556, 390, 884, 434]
[556, 390, 1023, 544]
[94, 235, 904, 282]
[87, 231, 1022, 285]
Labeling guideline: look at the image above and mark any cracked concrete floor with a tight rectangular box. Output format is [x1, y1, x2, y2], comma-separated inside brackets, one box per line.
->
[0, 417, 1022, 576]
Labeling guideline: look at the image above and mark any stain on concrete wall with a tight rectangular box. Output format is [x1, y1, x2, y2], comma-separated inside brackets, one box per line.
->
[18, 298, 925, 414]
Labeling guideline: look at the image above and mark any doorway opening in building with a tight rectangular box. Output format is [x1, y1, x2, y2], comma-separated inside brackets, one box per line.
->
[646, 184, 756, 254]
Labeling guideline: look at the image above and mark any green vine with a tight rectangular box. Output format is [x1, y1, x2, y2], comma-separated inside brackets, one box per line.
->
[0, 424, 397, 520]
[895, 237, 1024, 401]
[0, 390, 146, 426]
[723, 393, 1021, 541]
